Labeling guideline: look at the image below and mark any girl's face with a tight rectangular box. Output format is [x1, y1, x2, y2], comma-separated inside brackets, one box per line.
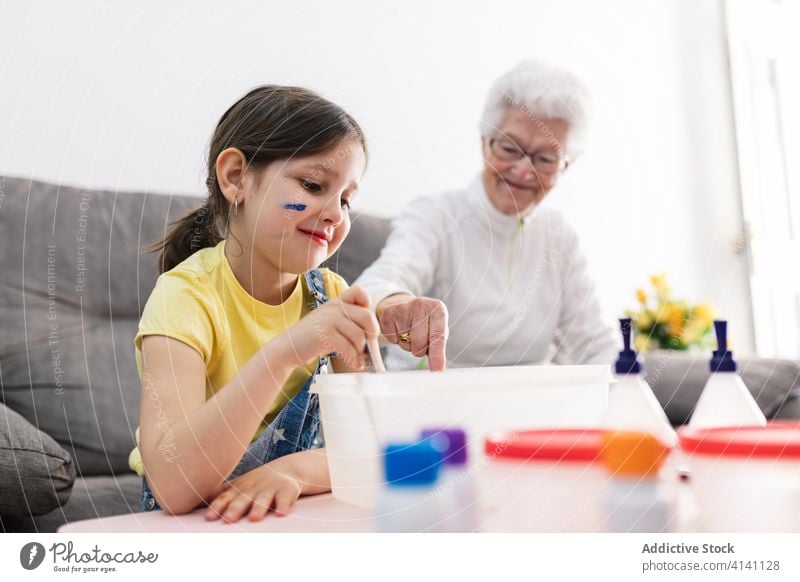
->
[239, 141, 366, 275]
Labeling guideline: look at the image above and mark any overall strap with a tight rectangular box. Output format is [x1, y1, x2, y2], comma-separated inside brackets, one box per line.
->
[303, 269, 330, 307]
[303, 269, 332, 370]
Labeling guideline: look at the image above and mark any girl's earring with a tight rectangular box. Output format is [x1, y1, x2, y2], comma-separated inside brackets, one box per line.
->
[234, 198, 239, 215]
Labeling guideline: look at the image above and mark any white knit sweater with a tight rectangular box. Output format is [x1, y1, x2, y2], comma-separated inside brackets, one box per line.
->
[356, 176, 618, 368]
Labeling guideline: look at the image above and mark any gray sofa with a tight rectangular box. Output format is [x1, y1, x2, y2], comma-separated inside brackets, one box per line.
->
[1, 175, 798, 532]
[0, 175, 389, 532]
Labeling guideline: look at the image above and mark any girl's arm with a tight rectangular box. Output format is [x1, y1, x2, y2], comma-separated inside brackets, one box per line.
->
[138, 335, 296, 515]
[138, 286, 379, 515]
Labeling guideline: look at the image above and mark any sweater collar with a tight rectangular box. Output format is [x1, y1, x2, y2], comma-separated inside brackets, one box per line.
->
[469, 174, 536, 234]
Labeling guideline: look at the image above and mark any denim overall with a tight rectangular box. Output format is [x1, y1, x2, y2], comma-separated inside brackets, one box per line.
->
[140, 269, 331, 512]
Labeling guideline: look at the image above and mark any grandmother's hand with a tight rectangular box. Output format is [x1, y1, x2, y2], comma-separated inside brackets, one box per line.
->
[376, 293, 448, 371]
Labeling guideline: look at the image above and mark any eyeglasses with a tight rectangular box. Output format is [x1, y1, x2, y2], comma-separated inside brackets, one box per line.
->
[488, 138, 569, 174]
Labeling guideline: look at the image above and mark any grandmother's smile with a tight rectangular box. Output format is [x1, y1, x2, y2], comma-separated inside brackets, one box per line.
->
[501, 176, 535, 192]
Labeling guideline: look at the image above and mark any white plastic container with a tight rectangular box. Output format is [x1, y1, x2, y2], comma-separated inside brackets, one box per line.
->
[311, 364, 612, 509]
[482, 429, 608, 532]
[680, 423, 800, 532]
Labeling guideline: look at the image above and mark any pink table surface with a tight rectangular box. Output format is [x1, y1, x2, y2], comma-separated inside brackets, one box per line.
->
[58, 484, 698, 533]
[58, 493, 374, 533]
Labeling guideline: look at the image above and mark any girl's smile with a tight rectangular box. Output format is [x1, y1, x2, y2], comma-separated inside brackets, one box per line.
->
[298, 227, 332, 246]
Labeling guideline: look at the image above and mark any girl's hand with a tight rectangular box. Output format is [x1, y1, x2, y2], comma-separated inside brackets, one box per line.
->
[273, 285, 379, 370]
[204, 460, 302, 523]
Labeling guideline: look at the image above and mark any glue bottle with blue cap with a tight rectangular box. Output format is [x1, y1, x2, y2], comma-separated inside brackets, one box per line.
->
[374, 440, 446, 532]
[688, 320, 766, 428]
[601, 318, 677, 447]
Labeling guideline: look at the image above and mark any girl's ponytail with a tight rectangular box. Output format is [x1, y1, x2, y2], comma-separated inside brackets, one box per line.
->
[148, 85, 367, 274]
[150, 199, 224, 273]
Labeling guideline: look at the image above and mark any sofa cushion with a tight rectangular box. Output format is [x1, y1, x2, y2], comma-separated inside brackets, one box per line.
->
[0, 175, 199, 475]
[0, 401, 75, 516]
[0, 474, 141, 533]
[324, 212, 391, 284]
[643, 351, 800, 425]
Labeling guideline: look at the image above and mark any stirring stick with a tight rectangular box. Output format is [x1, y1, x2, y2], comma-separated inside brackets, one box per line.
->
[365, 336, 386, 373]
[363, 336, 385, 446]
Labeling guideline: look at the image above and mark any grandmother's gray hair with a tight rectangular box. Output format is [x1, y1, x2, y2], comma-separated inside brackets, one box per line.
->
[480, 60, 591, 157]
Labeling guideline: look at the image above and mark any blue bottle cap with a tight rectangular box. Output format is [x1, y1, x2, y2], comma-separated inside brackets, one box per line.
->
[383, 441, 443, 487]
[615, 318, 643, 375]
[710, 320, 737, 372]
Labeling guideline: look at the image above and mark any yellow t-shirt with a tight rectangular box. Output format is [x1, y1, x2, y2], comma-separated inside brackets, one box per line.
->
[128, 240, 347, 476]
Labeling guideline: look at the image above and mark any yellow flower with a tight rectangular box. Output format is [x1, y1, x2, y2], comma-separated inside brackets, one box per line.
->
[631, 276, 715, 349]
[680, 320, 703, 346]
[650, 274, 669, 294]
[665, 304, 686, 338]
[654, 305, 670, 324]
[693, 302, 715, 327]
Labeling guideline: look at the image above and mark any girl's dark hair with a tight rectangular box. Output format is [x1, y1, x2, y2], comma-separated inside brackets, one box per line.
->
[150, 85, 367, 273]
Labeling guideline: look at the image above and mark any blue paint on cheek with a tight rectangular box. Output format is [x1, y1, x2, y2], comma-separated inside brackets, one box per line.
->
[282, 203, 307, 212]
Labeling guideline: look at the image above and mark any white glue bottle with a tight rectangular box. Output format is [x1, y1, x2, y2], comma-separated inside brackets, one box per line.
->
[601, 431, 676, 533]
[601, 318, 678, 447]
[688, 320, 766, 428]
[374, 441, 446, 533]
[420, 427, 478, 532]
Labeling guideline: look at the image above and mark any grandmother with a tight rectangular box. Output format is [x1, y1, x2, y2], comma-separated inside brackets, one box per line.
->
[357, 60, 617, 370]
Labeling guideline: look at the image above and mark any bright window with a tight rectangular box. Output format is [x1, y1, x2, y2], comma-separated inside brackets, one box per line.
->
[727, 0, 800, 357]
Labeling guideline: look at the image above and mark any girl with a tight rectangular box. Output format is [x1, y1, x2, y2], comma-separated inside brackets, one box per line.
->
[130, 85, 378, 523]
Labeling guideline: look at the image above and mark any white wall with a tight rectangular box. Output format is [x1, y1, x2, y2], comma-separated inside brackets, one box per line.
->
[0, 0, 754, 351]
